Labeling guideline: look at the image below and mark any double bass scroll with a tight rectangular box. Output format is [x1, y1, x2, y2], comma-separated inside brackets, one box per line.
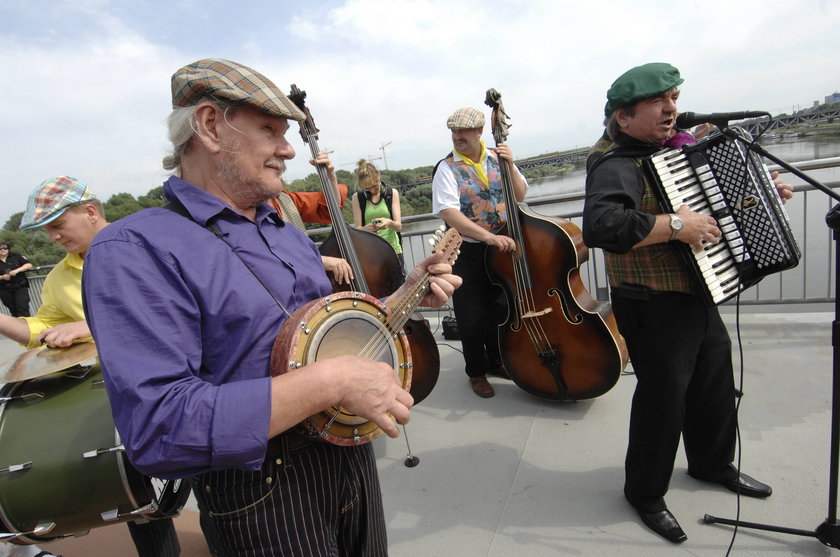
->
[483, 88, 628, 401]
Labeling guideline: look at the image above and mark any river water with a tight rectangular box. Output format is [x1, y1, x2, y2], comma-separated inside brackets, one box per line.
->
[523, 135, 840, 302]
[525, 136, 840, 200]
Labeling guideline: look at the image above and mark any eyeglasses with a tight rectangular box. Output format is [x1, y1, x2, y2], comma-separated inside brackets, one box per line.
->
[0, 247, 8, 250]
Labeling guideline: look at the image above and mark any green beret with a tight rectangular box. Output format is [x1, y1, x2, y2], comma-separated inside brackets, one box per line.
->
[604, 62, 684, 116]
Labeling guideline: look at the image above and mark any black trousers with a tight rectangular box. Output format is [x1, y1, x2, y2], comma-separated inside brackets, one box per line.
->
[192, 441, 386, 557]
[126, 517, 180, 557]
[450, 241, 505, 378]
[0, 288, 30, 317]
[612, 288, 736, 512]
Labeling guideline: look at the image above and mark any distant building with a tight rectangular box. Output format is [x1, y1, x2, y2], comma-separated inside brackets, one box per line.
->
[825, 92, 840, 104]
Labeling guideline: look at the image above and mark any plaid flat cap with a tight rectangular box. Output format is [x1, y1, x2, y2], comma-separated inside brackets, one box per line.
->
[446, 107, 485, 130]
[20, 176, 96, 230]
[604, 62, 684, 116]
[171, 58, 305, 121]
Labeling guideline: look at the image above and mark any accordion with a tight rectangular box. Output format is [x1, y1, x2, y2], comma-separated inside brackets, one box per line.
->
[643, 127, 800, 306]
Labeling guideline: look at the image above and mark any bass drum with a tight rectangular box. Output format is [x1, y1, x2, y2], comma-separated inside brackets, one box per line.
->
[0, 363, 188, 544]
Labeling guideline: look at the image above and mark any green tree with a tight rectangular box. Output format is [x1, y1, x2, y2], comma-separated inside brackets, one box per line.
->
[138, 186, 166, 208]
[103, 192, 143, 222]
[3, 212, 22, 232]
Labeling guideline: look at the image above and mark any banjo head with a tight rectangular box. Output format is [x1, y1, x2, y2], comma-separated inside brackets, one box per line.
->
[271, 291, 411, 446]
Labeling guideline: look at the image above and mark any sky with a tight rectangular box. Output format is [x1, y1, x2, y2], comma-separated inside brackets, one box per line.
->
[1, 0, 837, 227]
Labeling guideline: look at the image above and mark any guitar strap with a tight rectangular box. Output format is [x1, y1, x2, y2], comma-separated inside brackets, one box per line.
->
[162, 197, 292, 318]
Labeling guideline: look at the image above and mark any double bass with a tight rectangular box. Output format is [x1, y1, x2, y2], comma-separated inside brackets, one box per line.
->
[286, 85, 441, 404]
[483, 88, 628, 401]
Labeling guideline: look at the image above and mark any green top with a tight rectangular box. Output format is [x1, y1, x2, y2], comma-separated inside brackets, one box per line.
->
[363, 196, 402, 255]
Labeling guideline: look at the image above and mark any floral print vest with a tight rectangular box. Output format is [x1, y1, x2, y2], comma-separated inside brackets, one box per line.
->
[444, 151, 507, 233]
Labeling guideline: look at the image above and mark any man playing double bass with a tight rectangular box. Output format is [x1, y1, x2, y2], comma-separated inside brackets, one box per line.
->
[431, 107, 528, 399]
[582, 62, 790, 544]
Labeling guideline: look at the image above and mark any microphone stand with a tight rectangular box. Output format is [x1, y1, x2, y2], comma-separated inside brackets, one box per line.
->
[703, 126, 840, 547]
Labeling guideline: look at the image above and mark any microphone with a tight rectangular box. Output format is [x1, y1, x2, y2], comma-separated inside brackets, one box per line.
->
[676, 111, 769, 129]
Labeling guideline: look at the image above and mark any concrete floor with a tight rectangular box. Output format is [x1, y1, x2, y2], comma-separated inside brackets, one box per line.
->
[1, 310, 838, 556]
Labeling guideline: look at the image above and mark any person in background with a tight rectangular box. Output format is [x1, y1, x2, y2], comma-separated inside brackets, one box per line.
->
[0, 243, 33, 317]
[352, 158, 405, 273]
[270, 151, 354, 285]
[431, 106, 527, 399]
[81, 57, 459, 557]
[0, 177, 103, 348]
[582, 62, 790, 544]
[0, 176, 181, 556]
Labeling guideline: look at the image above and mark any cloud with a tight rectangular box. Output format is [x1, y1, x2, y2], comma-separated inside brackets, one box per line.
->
[1, 0, 837, 228]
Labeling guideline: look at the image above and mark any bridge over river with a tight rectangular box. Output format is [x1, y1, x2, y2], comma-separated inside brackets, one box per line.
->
[398, 146, 590, 191]
[397, 105, 840, 192]
[738, 104, 840, 136]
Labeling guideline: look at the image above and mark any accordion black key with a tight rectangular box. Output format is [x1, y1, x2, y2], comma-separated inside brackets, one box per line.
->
[643, 127, 800, 306]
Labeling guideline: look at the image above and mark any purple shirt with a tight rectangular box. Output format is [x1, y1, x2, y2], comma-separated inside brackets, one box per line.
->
[82, 176, 331, 479]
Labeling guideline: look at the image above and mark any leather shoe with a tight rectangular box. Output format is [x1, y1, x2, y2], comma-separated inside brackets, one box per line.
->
[637, 508, 687, 543]
[715, 464, 772, 498]
[469, 376, 495, 398]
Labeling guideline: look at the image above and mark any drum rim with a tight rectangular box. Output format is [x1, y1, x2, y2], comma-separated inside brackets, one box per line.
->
[0, 381, 25, 541]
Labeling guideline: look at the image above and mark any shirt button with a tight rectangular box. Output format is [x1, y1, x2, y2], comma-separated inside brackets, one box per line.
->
[265, 476, 273, 484]
[205, 485, 212, 493]
[275, 458, 283, 466]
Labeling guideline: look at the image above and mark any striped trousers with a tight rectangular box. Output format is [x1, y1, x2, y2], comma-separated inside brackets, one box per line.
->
[126, 517, 180, 556]
[192, 441, 387, 557]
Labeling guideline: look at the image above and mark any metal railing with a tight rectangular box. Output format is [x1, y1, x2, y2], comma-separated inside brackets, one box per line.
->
[311, 156, 840, 310]
[3, 157, 837, 317]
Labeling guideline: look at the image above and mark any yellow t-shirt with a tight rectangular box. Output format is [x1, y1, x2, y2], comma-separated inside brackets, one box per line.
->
[21, 252, 89, 348]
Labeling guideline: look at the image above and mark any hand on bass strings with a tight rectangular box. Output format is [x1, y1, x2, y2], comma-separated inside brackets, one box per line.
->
[485, 233, 516, 252]
[493, 142, 516, 163]
[321, 255, 354, 285]
[310, 151, 338, 189]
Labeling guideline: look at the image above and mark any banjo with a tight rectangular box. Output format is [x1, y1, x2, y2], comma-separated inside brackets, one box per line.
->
[269, 227, 461, 446]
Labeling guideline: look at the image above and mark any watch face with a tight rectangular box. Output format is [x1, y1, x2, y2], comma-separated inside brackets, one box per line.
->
[671, 216, 683, 230]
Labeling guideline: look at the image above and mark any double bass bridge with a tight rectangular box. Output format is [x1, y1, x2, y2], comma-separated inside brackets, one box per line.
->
[520, 307, 553, 319]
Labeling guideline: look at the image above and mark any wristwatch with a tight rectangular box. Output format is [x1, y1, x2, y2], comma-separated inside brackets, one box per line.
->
[668, 213, 684, 241]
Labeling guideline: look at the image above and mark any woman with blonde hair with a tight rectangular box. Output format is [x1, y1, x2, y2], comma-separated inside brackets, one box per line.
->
[352, 158, 404, 273]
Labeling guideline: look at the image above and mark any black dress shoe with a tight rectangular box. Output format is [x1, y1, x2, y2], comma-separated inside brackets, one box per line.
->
[637, 508, 687, 543]
[716, 464, 773, 498]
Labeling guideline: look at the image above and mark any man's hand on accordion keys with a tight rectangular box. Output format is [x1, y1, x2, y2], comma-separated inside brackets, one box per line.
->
[673, 204, 722, 253]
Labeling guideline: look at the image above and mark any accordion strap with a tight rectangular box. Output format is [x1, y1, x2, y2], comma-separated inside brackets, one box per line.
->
[587, 144, 661, 175]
